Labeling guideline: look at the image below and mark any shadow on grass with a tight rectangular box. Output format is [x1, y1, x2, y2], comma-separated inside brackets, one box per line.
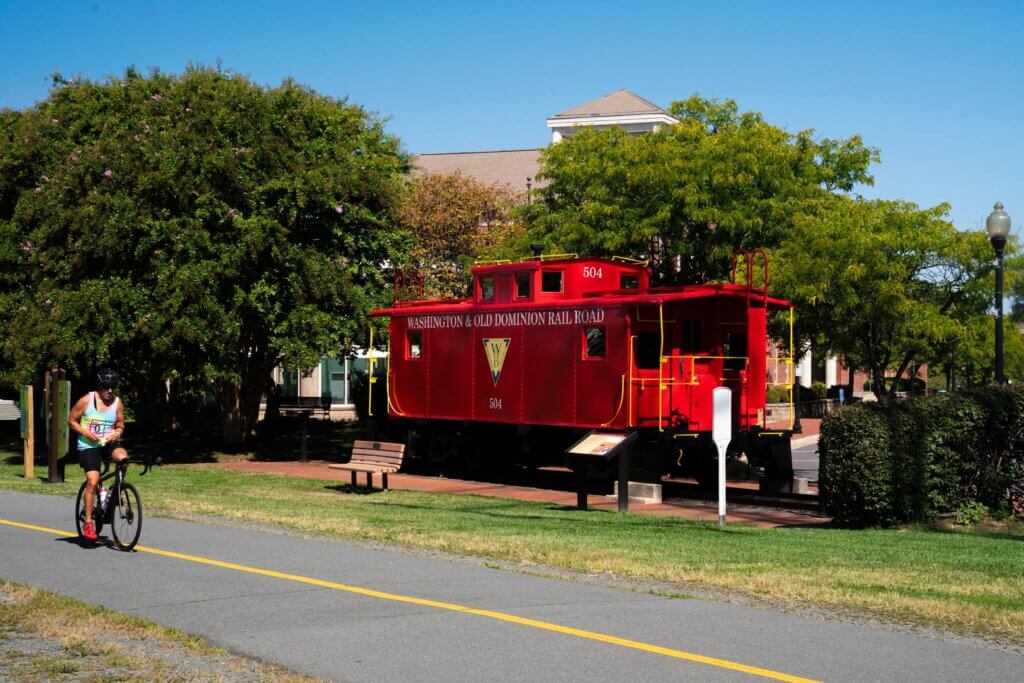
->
[323, 483, 383, 496]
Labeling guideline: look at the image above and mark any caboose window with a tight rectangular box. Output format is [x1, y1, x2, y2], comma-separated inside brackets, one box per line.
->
[541, 270, 563, 293]
[407, 330, 423, 359]
[584, 327, 606, 359]
[620, 274, 639, 289]
[515, 272, 531, 298]
[724, 332, 746, 370]
[480, 276, 494, 301]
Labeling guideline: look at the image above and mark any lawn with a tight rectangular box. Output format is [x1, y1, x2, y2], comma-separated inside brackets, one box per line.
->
[1, 431, 1022, 649]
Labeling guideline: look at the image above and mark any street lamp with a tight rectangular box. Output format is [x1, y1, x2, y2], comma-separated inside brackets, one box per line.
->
[986, 202, 1011, 384]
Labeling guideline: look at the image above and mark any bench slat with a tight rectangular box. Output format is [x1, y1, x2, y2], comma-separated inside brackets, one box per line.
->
[352, 440, 405, 453]
[329, 463, 398, 474]
[351, 451, 403, 463]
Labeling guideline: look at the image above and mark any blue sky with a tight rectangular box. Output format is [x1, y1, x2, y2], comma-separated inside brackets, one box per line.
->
[1, 1, 1021, 232]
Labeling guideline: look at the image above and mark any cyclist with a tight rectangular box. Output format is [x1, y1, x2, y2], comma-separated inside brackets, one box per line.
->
[68, 368, 127, 542]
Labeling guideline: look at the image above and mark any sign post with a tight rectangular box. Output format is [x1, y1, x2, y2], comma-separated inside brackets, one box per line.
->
[46, 369, 68, 484]
[712, 387, 732, 527]
[566, 430, 637, 512]
[20, 385, 34, 479]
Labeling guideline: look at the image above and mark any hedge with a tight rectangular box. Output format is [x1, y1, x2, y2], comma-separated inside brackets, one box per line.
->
[820, 385, 1024, 526]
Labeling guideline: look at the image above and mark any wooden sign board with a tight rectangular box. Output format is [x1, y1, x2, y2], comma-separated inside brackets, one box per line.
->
[19, 385, 29, 439]
[55, 380, 70, 457]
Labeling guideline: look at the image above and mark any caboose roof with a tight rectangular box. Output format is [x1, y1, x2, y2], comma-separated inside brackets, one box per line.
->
[371, 281, 790, 317]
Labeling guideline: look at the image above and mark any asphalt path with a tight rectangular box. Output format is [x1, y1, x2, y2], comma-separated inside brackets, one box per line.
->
[0, 490, 1020, 682]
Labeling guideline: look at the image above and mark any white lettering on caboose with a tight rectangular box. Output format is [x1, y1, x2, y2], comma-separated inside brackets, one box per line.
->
[407, 308, 605, 330]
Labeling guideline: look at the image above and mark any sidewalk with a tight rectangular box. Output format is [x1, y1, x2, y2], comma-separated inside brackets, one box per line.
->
[208, 460, 829, 528]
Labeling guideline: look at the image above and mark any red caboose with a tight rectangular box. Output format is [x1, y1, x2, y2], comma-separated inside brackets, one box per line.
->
[370, 253, 795, 490]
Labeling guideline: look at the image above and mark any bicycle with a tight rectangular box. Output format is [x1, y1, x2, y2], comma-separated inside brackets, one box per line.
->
[75, 454, 157, 551]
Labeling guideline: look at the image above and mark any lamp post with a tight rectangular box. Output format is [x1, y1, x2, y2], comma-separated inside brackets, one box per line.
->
[986, 202, 1011, 384]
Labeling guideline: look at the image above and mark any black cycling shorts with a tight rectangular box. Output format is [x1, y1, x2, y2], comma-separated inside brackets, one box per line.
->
[78, 444, 117, 473]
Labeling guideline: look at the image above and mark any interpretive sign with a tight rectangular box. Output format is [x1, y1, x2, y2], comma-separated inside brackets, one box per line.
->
[567, 430, 638, 513]
[568, 431, 632, 457]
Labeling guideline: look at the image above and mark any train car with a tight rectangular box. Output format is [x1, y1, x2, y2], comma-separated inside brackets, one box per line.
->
[369, 252, 796, 491]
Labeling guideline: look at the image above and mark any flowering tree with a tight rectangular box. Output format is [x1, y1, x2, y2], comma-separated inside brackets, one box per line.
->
[397, 171, 522, 298]
[0, 67, 409, 447]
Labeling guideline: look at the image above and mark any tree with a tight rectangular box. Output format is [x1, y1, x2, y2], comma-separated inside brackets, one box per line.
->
[773, 197, 995, 397]
[518, 95, 878, 284]
[0, 66, 410, 447]
[397, 171, 522, 298]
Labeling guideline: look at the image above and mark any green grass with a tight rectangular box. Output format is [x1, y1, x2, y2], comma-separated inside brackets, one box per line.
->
[1, 436, 1023, 648]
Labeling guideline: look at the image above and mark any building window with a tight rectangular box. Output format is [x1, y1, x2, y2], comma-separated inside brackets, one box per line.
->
[515, 272, 531, 298]
[541, 270, 563, 293]
[407, 331, 423, 359]
[584, 327, 606, 359]
[620, 274, 639, 289]
[480, 276, 494, 301]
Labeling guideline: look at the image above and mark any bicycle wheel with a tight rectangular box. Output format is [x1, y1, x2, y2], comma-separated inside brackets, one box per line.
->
[75, 482, 104, 538]
[110, 483, 142, 551]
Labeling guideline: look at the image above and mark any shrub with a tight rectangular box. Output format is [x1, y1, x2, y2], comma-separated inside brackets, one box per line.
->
[808, 382, 828, 401]
[955, 501, 987, 526]
[766, 386, 789, 404]
[820, 384, 1024, 527]
[820, 404, 894, 526]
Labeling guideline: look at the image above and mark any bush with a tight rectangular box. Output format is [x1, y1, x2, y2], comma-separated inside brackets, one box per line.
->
[820, 404, 894, 525]
[766, 386, 789, 404]
[955, 501, 987, 526]
[808, 382, 828, 401]
[820, 384, 1024, 527]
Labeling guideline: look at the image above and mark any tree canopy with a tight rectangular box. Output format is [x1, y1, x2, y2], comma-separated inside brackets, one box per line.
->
[518, 95, 878, 284]
[772, 197, 998, 395]
[0, 66, 409, 445]
[397, 171, 522, 299]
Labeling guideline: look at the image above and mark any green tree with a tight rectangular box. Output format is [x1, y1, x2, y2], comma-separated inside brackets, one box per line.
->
[518, 95, 878, 283]
[0, 66, 409, 447]
[773, 197, 995, 397]
[398, 171, 522, 298]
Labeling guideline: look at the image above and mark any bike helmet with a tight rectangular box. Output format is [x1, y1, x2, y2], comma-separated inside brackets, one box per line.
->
[96, 367, 119, 389]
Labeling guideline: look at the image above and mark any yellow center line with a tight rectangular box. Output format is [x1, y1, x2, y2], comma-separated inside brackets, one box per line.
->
[0, 516, 819, 683]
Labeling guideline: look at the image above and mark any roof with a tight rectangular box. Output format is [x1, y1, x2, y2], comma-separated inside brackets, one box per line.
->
[413, 149, 543, 193]
[550, 89, 667, 119]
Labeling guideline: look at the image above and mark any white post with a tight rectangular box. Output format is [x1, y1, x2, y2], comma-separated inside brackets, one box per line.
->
[825, 355, 838, 387]
[712, 387, 732, 527]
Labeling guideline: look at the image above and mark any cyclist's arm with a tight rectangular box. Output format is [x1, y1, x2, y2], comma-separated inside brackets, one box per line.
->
[110, 400, 126, 442]
[68, 395, 98, 443]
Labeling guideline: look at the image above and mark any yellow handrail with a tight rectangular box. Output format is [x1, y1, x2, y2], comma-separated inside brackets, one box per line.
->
[474, 258, 512, 266]
[628, 335, 635, 426]
[538, 252, 578, 261]
[612, 255, 650, 266]
[658, 303, 664, 432]
[600, 374, 626, 427]
[367, 325, 376, 417]
[386, 333, 406, 416]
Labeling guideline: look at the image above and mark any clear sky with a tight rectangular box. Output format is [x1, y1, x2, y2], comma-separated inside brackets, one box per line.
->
[1, 1, 1020, 232]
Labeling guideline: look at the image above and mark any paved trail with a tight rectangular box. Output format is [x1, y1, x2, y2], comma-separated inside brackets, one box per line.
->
[0, 490, 1019, 682]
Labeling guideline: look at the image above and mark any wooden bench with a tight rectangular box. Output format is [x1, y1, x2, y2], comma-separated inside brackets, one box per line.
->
[328, 440, 405, 490]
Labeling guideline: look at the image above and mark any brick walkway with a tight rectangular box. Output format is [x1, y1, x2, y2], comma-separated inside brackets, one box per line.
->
[207, 460, 829, 528]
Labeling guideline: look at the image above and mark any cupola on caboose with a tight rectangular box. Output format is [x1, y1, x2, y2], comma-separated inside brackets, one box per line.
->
[370, 252, 796, 490]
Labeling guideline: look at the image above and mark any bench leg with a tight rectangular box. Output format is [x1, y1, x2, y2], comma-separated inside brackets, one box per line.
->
[382, 472, 388, 490]
[351, 471, 356, 489]
[367, 472, 374, 490]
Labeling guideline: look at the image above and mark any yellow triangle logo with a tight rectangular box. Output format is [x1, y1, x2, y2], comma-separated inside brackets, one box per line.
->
[482, 338, 511, 386]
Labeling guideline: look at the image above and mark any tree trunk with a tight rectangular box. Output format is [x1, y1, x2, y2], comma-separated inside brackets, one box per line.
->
[219, 380, 246, 452]
[218, 353, 276, 451]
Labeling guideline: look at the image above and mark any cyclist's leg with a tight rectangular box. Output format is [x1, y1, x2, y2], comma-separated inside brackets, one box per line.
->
[111, 445, 128, 470]
[79, 448, 102, 524]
